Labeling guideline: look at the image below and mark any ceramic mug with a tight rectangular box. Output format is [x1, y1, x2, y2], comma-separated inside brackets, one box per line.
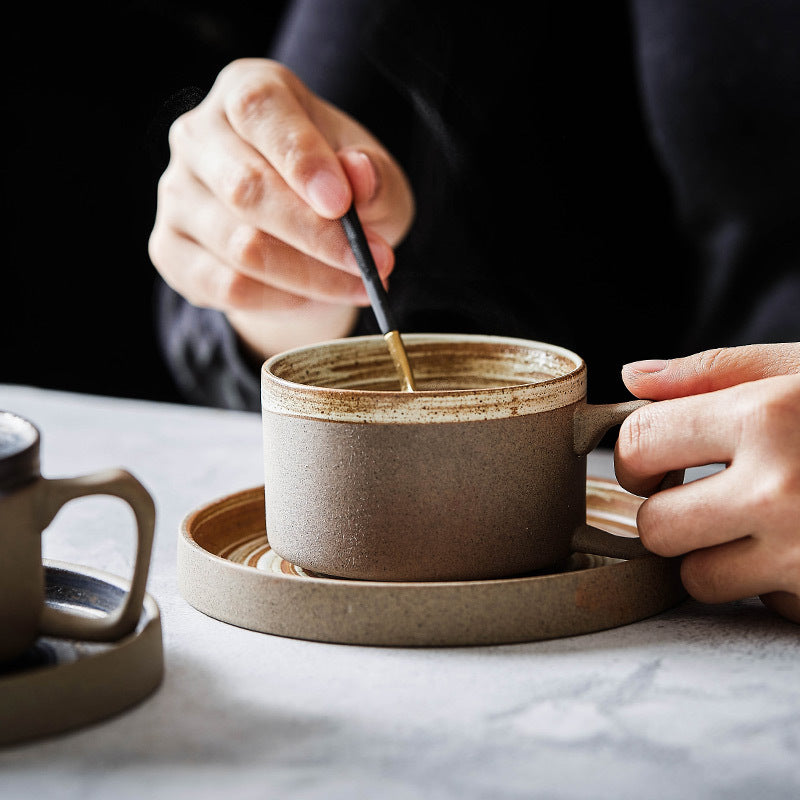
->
[261, 334, 681, 582]
[0, 411, 155, 663]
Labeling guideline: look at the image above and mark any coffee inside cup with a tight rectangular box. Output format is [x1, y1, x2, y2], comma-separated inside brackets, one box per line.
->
[261, 334, 641, 581]
[267, 336, 581, 393]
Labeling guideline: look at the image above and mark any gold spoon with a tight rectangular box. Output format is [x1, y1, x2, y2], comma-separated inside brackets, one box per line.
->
[340, 206, 417, 391]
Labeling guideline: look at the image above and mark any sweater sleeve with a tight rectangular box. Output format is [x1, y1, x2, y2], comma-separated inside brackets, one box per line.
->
[156, 0, 800, 410]
[156, 283, 262, 411]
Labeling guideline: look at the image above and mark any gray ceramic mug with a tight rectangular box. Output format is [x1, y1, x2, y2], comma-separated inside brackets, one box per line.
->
[0, 411, 155, 663]
[262, 334, 680, 582]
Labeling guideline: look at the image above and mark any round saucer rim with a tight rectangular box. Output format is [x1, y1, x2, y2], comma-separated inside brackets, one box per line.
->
[177, 479, 687, 646]
[0, 560, 164, 747]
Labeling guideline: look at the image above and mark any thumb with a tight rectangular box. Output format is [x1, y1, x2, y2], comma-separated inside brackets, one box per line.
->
[621, 343, 800, 400]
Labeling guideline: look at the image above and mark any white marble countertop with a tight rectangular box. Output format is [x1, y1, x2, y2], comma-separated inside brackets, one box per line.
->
[0, 384, 798, 800]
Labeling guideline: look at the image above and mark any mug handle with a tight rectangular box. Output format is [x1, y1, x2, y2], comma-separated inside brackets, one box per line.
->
[571, 400, 684, 560]
[36, 468, 155, 641]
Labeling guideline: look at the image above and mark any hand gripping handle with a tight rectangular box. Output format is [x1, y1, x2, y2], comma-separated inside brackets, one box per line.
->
[572, 400, 684, 559]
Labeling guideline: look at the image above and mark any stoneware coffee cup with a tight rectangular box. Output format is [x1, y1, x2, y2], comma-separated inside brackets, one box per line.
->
[0, 411, 155, 663]
[261, 334, 678, 582]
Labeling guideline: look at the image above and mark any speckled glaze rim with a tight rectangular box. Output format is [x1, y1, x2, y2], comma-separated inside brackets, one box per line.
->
[261, 334, 587, 423]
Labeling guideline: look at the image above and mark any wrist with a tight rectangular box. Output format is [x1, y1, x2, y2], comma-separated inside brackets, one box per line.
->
[226, 304, 361, 362]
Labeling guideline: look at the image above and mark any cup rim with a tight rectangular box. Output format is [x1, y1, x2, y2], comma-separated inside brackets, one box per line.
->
[262, 333, 587, 423]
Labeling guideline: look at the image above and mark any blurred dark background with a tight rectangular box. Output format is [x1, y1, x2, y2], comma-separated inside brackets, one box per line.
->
[2, 1, 289, 404]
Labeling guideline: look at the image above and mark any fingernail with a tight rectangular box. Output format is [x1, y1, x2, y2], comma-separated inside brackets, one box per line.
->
[623, 359, 669, 374]
[306, 169, 349, 217]
[353, 151, 378, 202]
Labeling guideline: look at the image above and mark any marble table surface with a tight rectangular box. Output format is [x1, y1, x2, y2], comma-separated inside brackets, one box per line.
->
[0, 383, 798, 800]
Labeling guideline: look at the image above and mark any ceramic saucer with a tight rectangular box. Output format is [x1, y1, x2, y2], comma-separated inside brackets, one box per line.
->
[177, 478, 686, 647]
[0, 561, 163, 747]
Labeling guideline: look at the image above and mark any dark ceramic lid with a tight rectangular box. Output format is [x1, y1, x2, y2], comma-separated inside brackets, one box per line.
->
[0, 411, 40, 491]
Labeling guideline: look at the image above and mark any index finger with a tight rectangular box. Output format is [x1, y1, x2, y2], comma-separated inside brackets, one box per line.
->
[218, 59, 352, 218]
[622, 343, 800, 400]
[613, 388, 739, 495]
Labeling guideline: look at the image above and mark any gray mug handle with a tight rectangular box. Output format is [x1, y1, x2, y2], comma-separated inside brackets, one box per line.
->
[571, 400, 684, 560]
[36, 468, 155, 641]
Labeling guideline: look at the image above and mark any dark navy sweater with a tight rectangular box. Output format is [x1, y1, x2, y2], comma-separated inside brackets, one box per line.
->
[157, 0, 800, 409]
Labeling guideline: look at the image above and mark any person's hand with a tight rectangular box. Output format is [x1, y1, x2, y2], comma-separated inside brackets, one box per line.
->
[614, 343, 800, 624]
[148, 58, 415, 359]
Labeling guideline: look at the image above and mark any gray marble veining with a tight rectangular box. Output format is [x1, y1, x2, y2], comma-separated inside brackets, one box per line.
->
[0, 384, 797, 800]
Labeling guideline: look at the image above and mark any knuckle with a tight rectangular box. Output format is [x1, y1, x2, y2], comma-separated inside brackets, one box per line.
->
[147, 226, 168, 268]
[306, 262, 358, 300]
[745, 478, 774, 520]
[776, 463, 800, 504]
[181, 285, 206, 308]
[749, 464, 800, 526]
[179, 259, 235, 310]
[167, 109, 196, 150]
[635, 497, 674, 555]
[617, 407, 656, 465]
[182, 263, 218, 308]
[221, 163, 268, 210]
[212, 268, 254, 310]
[785, 544, 800, 589]
[263, 59, 296, 87]
[679, 552, 719, 603]
[736, 375, 800, 466]
[228, 71, 288, 126]
[166, 117, 184, 151]
[218, 57, 256, 83]
[279, 127, 324, 180]
[757, 376, 800, 435]
[155, 166, 180, 204]
[174, 278, 204, 308]
[188, 267, 224, 309]
[694, 346, 731, 377]
[774, 539, 800, 596]
[228, 225, 267, 269]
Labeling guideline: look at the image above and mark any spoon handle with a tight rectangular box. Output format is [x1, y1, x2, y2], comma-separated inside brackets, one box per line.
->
[340, 206, 417, 391]
[340, 206, 396, 334]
